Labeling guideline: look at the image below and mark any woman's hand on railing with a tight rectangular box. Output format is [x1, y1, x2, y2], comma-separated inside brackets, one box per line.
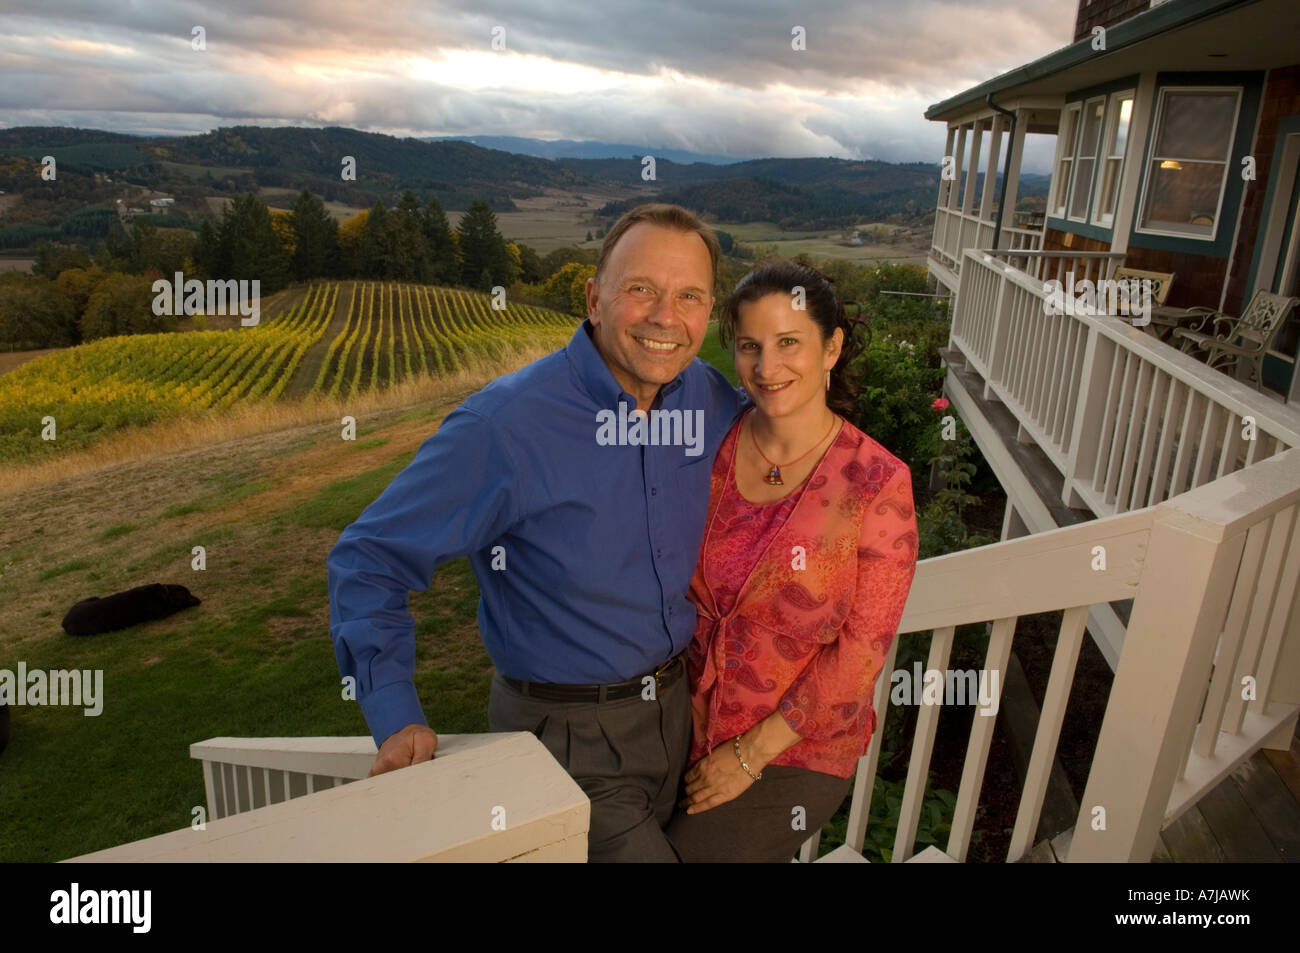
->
[368, 724, 438, 777]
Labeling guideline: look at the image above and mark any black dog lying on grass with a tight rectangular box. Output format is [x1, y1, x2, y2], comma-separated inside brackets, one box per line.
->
[61, 584, 201, 636]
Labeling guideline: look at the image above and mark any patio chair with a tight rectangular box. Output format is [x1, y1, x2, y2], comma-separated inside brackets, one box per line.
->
[1173, 290, 1300, 390]
[1113, 267, 1175, 308]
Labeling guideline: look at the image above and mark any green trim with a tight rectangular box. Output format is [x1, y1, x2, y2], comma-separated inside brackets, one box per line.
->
[1065, 74, 1140, 104]
[924, 0, 1261, 120]
[1045, 216, 1112, 243]
[1127, 71, 1264, 258]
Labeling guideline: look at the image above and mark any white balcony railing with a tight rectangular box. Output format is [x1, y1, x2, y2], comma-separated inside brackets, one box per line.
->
[950, 248, 1300, 517]
[66, 733, 589, 862]
[806, 443, 1300, 862]
[931, 207, 1042, 277]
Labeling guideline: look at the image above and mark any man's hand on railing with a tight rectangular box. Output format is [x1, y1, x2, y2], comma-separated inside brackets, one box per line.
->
[368, 724, 438, 777]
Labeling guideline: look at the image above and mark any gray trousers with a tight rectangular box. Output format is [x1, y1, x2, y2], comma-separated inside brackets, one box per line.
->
[665, 765, 853, 862]
[488, 668, 691, 862]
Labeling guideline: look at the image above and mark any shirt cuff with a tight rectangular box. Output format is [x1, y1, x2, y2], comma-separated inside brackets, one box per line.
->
[360, 680, 428, 750]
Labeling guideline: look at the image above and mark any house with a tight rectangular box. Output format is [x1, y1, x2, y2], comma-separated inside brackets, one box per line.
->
[63, 0, 1300, 864]
[919, 0, 1300, 861]
[928, 0, 1300, 402]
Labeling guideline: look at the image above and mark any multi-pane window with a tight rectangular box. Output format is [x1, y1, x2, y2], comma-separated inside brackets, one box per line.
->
[1137, 87, 1241, 239]
[1052, 105, 1080, 218]
[1068, 97, 1105, 221]
[1092, 93, 1134, 226]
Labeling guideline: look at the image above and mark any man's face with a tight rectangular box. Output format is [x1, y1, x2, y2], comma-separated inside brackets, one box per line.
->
[585, 223, 713, 408]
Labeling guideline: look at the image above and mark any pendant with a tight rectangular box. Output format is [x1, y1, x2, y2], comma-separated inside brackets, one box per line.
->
[765, 466, 783, 486]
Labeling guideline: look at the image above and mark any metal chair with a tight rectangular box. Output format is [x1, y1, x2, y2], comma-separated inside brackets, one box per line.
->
[1172, 290, 1299, 390]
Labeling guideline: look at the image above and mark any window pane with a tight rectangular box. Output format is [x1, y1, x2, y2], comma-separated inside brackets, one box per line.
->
[1153, 92, 1237, 160]
[1077, 99, 1104, 157]
[1140, 160, 1226, 235]
[1070, 158, 1095, 218]
[1112, 98, 1133, 158]
[1097, 158, 1121, 219]
[1055, 158, 1072, 212]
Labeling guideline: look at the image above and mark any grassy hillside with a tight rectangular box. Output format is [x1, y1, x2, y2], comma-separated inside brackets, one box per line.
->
[0, 380, 514, 861]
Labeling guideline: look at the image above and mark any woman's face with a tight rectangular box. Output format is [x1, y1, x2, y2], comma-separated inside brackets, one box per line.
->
[732, 292, 842, 418]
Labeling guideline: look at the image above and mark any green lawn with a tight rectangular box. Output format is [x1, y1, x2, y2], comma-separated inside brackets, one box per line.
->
[696, 321, 739, 386]
[0, 431, 491, 862]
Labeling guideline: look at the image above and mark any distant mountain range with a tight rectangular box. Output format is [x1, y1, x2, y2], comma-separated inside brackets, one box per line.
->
[424, 135, 742, 166]
[0, 124, 1049, 233]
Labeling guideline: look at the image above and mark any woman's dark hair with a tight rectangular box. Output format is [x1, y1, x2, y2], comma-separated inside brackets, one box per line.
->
[718, 259, 866, 418]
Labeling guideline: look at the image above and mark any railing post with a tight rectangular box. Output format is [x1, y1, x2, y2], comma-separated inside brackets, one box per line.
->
[983, 257, 1011, 401]
[949, 249, 973, 356]
[1060, 320, 1109, 509]
[1067, 501, 1245, 861]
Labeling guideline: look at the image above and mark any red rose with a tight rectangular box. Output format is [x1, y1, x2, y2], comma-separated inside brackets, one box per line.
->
[932, 397, 950, 411]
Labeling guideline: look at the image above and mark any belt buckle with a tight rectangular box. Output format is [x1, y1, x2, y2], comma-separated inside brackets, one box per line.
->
[653, 655, 678, 694]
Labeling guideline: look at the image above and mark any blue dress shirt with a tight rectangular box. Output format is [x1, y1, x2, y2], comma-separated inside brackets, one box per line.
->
[328, 319, 747, 747]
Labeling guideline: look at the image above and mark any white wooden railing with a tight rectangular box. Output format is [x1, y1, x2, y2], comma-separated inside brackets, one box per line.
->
[802, 445, 1300, 862]
[931, 207, 1042, 276]
[66, 733, 589, 862]
[950, 248, 1300, 517]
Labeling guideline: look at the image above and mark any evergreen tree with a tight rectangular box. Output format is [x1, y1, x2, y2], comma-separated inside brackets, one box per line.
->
[391, 191, 431, 282]
[218, 193, 290, 292]
[290, 189, 340, 280]
[421, 195, 459, 285]
[191, 221, 222, 280]
[360, 201, 389, 279]
[457, 199, 514, 291]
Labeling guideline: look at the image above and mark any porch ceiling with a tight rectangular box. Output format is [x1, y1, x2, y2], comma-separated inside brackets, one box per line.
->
[926, 0, 1298, 123]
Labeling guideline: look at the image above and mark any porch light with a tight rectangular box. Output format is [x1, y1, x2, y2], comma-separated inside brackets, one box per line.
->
[1160, 160, 1183, 170]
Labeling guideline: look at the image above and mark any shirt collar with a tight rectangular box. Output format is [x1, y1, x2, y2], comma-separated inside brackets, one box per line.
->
[567, 319, 685, 411]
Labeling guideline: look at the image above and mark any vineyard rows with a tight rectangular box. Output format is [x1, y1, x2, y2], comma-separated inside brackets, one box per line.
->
[311, 282, 572, 399]
[0, 281, 575, 461]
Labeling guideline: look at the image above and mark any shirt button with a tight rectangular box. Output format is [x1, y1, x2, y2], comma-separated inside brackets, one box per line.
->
[651, 487, 657, 496]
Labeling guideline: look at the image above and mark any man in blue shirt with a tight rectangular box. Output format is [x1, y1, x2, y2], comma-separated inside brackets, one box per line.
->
[328, 203, 746, 861]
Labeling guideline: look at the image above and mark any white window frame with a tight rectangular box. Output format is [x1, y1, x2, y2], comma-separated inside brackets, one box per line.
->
[1134, 85, 1243, 242]
[1051, 103, 1082, 219]
[1066, 96, 1106, 223]
[1090, 90, 1135, 228]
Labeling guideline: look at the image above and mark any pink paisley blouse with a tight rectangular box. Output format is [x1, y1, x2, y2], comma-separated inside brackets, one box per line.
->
[685, 412, 919, 779]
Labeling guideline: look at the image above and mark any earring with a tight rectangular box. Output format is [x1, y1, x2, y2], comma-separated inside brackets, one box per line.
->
[825, 370, 831, 390]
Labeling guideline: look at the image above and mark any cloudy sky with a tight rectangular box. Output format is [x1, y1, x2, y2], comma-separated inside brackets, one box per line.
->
[2, 0, 1076, 169]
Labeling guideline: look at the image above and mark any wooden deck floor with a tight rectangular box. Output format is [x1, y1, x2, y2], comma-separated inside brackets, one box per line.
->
[1023, 725, 1300, 862]
[1152, 727, 1300, 863]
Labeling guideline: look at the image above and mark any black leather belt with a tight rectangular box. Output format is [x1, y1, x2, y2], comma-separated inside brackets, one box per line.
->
[503, 654, 684, 702]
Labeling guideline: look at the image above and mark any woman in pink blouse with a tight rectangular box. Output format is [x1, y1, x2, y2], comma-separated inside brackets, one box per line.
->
[666, 260, 918, 862]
